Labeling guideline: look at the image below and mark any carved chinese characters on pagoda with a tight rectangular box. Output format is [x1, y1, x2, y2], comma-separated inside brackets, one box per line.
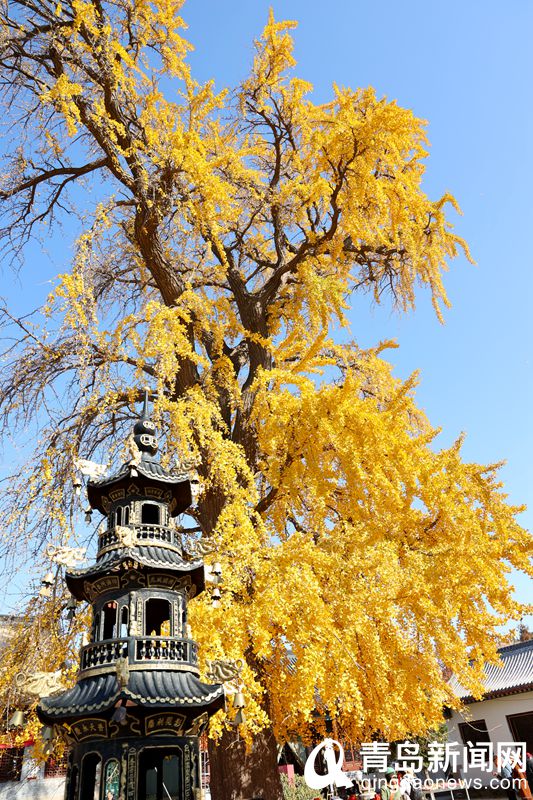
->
[38, 394, 224, 800]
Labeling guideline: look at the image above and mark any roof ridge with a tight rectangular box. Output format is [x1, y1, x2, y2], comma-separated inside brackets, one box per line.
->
[498, 639, 533, 653]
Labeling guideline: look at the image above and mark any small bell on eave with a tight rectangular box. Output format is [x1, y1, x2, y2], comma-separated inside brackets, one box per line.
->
[232, 689, 246, 725]
[211, 587, 221, 607]
[233, 708, 246, 726]
[9, 709, 25, 728]
[66, 597, 77, 621]
[111, 705, 127, 725]
[39, 571, 55, 598]
[41, 725, 53, 741]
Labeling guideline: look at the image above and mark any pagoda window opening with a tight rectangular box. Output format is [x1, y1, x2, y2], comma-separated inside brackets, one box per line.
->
[139, 748, 181, 800]
[93, 612, 101, 641]
[112, 505, 130, 527]
[179, 596, 186, 635]
[120, 605, 129, 637]
[80, 753, 101, 800]
[145, 598, 171, 637]
[102, 758, 120, 800]
[141, 503, 160, 525]
[102, 601, 117, 640]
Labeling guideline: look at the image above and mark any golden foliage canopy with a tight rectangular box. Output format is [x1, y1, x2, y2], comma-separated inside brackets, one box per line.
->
[0, 0, 530, 748]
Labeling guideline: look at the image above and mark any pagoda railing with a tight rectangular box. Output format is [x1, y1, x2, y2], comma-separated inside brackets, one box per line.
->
[80, 638, 128, 670]
[80, 636, 198, 672]
[135, 637, 197, 662]
[97, 524, 182, 553]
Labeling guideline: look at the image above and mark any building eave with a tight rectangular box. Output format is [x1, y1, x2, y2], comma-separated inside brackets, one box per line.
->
[455, 681, 533, 704]
[448, 639, 533, 705]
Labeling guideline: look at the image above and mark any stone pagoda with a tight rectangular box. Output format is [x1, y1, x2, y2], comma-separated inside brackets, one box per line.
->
[38, 394, 224, 800]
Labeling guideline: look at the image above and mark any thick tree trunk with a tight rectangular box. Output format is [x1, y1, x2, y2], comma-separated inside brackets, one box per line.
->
[208, 724, 283, 800]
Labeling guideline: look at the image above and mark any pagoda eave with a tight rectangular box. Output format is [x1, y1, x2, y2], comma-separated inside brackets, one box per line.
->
[87, 462, 192, 518]
[37, 670, 225, 725]
[65, 546, 206, 602]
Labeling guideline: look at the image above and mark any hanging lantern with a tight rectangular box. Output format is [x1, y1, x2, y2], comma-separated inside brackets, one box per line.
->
[211, 587, 221, 608]
[66, 597, 77, 621]
[9, 710, 25, 728]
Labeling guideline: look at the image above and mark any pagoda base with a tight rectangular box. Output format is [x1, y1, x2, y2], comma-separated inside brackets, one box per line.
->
[65, 734, 201, 800]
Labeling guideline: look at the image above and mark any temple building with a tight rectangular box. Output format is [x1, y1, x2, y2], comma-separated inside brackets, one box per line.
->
[37, 396, 225, 800]
[446, 637, 533, 786]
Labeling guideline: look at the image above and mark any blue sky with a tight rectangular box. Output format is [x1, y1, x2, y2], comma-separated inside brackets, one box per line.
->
[179, 0, 533, 620]
[1, 1, 532, 620]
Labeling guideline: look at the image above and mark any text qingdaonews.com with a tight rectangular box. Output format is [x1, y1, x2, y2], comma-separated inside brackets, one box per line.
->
[355, 778, 526, 792]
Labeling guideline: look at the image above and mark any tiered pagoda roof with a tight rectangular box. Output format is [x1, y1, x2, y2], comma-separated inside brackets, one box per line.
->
[38, 391, 225, 730]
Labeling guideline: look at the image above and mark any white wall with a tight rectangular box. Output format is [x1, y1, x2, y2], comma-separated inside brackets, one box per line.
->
[447, 690, 533, 785]
[0, 745, 66, 800]
[0, 776, 65, 799]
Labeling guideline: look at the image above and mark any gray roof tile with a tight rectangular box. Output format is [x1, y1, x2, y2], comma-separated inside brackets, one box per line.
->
[88, 454, 188, 488]
[448, 639, 533, 701]
[67, 545, 202, 578]
[39, 670, 224, 719]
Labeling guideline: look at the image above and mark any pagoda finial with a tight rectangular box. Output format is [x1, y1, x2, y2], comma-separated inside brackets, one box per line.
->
[133, 387, 158, 457]
[141, 385, 150, 420]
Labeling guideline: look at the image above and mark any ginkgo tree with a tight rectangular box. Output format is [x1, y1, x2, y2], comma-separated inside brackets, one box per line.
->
[0, 2, 531, 798]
